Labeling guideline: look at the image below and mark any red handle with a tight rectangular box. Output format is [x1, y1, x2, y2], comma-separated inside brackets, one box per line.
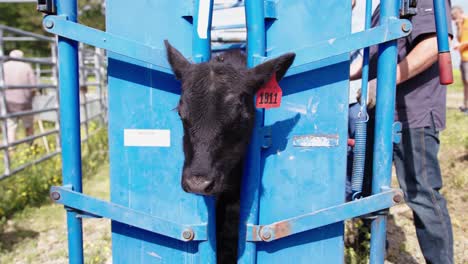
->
[438, 52, 453, 85]
[347, 139, 355, 147]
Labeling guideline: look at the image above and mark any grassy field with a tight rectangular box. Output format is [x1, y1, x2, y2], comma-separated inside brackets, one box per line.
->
[0, 164, 111, 264]
[0, 73, 466, 263]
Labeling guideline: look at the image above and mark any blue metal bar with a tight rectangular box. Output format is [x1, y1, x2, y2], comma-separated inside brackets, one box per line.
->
[213, 0, 244, 10]
[433, 0, 450, 52]
[432, 0, 453, 84]
[192, 0, 213, 63]
[191, 0, 217, 262]
[246, 189, 402, 242]
[285, 19, 411, 77]
[370, 0, 400, 262]
[50, 186, 208, 241]
[238, 0, 265, 262]
[359, 0, 373, 114]
[42, 16, 172, 74]
[212, 23, 246, 30]
[55, 1, 83, 264]
[212, 43, 246, 52]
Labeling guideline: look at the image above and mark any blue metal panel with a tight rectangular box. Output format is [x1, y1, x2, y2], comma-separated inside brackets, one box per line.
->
[106, 0, 215, 262]
[55, 1, 84, 263]
[240, 0, 352, 262]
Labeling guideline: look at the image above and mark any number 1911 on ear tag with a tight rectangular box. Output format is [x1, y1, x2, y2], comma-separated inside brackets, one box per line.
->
[256, 73, 282, 109]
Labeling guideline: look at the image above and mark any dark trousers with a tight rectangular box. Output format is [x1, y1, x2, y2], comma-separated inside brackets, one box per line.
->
[393, 123, 454, 264]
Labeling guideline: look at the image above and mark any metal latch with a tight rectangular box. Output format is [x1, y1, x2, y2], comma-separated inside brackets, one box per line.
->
[392, 121, 402, 144]
[37, 0, 56, 15]
[400, 0, 417, 18]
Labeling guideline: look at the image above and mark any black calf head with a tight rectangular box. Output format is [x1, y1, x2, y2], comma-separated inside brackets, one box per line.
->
[165, 40, 295, 196]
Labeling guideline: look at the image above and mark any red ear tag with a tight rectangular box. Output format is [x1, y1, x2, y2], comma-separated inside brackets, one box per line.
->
[256, 73, 282, 109]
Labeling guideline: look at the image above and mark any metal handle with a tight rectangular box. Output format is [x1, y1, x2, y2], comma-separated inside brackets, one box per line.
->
[432, 0, 453, 85]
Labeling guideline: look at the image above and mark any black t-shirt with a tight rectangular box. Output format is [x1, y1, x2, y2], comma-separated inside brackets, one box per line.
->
[368, 0, 453, 130]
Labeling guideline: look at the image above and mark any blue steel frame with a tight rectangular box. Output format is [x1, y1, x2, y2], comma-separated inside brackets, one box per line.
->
[55, 1, 84, 263]
[48, 0, 452, 263]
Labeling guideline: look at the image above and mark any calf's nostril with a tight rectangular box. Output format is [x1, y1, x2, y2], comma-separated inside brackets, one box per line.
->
[203, 180, 215, 193]
[184, 177, 215, 194]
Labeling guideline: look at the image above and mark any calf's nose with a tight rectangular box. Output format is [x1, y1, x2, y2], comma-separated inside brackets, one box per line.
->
[183, 177, 215, 195]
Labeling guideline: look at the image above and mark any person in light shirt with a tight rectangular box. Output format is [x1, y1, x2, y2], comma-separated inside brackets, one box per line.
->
[3, 49, 37, 143]
[451, 6, 468, 113]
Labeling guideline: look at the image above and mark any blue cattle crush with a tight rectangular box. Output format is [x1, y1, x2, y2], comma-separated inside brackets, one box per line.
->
[40, 0, 452, 263]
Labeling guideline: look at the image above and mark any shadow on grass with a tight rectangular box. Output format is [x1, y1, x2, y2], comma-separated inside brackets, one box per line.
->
[0, 227, 39, 252]
[386, 214, 420, 264]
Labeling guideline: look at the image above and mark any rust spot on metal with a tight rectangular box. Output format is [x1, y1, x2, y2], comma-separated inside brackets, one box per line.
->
[393, 193, 403, 203]
[182, 229, 194, 241]
[252, 225, 259, 241]
[272, 221, 291, 240]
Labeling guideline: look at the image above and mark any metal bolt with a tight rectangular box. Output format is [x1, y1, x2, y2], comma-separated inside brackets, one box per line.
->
[44, 20, 54, 29]
[51, 191, 61, 200]
[260, 227, 272, 241]
[401, 23, 411, 33]
[393, 193, 403, 203]
[182, 229, 194, 241]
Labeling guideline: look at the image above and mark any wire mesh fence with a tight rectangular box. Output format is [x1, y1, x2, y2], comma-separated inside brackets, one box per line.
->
[0, 24, 107, 180]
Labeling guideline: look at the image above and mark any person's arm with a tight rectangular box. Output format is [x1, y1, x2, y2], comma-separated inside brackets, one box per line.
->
[350, 57, 363, 80]
[395, 34, 438, 85]
[455, 19, 463, 42]
[454, 41, 468, 50]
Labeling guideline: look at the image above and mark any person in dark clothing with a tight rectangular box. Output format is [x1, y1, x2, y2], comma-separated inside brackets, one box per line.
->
[350, 0, 454, 263]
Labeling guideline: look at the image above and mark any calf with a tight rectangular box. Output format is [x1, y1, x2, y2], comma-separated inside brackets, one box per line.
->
[165, 40, 295, 263]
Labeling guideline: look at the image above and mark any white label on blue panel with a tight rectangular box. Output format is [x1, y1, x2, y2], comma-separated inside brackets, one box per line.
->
[197, 0, 210, 39]
[124, 129, 171, 147]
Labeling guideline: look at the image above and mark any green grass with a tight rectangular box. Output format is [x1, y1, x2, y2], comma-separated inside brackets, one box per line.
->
[449, 69, 464, 93]
[0, 164, 111, 264]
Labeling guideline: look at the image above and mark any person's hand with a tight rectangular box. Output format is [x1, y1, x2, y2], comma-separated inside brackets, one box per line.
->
[453, 43, 460, 50]
[356, 79, 377, 109]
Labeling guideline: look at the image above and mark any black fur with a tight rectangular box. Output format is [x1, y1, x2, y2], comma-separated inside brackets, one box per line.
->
[165, 40, 295, 263]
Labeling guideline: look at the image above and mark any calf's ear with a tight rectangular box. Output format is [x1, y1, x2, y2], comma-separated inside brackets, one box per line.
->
[165, 40, 192, 80]
[247, 53, 296, 93]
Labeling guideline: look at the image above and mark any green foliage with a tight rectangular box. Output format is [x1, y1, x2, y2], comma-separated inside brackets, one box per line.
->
[0, 125, 108, 222]
[345, 219, 371, 264]
[0, 3, 49, 57]
[0, 1, 105, 56]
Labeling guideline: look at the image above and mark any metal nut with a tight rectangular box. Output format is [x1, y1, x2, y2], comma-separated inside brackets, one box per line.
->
[44, 20, 54, 29]
[401, 23, 411, 33]
[393, 193, 403, 203]
[50, 191, 61, 200]
[182, 229, 194, 241]
[260, 227, 272, 241]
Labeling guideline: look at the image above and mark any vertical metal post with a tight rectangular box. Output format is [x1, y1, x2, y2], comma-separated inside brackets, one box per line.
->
[238, 0, 266, 263]
[93, 47, 104, 124]
[51, 41, 61, 151]
[56, 0, 84, 263]
[0, 29, 11, 176]
[369, 0, 400, 263]
[191, 0, 216, 262]
[192, 0, 213, 63]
